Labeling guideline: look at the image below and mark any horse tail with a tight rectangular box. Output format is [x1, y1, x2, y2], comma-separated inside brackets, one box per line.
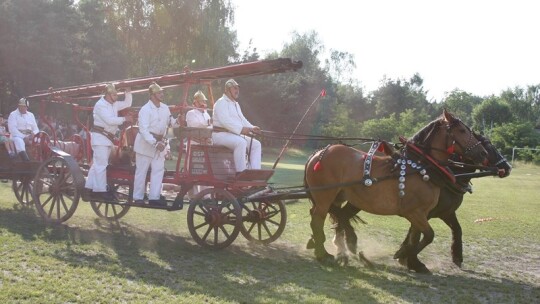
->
[304, 144, 334, 207]
[303, 155, 316, 207]
[329, 202, 367, 226]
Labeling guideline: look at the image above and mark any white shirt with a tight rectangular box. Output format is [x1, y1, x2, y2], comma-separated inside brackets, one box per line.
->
[186, 109, 211, 128]
[212, 94, 253, 135]
[134, 100, 180, 157]
[7, 109, 39, 138]
[93, 93, 132, 135]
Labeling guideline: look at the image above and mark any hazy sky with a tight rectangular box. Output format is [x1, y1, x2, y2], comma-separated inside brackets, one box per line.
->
[232, 0, 539, 101]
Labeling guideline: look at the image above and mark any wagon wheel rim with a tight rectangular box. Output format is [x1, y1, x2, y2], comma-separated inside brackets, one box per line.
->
[33, 156, 82, 223]
[90, 183, 131, 220]
[240, 199, 287, 244]
[12, 176, 34, 206]
[187, 188, 241, 249]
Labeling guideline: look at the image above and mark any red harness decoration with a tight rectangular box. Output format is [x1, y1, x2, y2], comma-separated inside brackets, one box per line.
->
[406, 142, 456, 184]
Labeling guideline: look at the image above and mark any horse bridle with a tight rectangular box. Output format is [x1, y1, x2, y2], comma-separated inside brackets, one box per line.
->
[443, 119, 482, 159]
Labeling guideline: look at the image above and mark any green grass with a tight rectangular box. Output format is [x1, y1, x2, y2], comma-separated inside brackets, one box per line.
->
[0, 156, 539, 303]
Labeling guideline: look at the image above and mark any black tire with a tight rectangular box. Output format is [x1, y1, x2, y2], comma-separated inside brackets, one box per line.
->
[240, 199, 287, 244]
[90, 183, 131, 220]
[33, 156, 83, 223]
[12, 176, 34, 206]
[187, 188, 241, 249]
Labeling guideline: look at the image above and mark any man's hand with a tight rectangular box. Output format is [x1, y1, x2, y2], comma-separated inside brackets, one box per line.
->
[241, 126, 261, 135]
[156, 141, 166, 152]
[23, 134, 33, 145]
[251, 126, 261, 134]
[124, 87, 131, 93]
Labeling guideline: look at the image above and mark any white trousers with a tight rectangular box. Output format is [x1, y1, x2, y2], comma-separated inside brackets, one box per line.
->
[12, 136, 26, 152]
[133, 153, 165, 200]
[212, 132, 261, 172]
[85, 145, 112, 192]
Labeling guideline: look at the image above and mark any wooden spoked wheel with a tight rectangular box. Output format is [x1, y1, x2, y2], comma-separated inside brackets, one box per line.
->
[90, 183, 131, 220]
[187, 188, 242, 249]
[12, 176, 34, 206]
[240, 199, 287, 244]
[33, 156, 83, 223]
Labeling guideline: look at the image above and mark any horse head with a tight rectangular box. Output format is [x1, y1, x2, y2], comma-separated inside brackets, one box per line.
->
[411, 109, 487, 165]
[475, 133, 512, 177]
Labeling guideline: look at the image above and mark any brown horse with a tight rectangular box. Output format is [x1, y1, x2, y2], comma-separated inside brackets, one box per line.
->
[392, 133, 511, 268]
[304, 110, 488, 272]
[331, 133, 511, 273]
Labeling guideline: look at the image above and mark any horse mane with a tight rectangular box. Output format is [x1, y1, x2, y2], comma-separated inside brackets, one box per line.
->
[410, 116, 442, 151]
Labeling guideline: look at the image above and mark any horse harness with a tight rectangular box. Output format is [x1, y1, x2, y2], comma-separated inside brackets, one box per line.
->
[361, 141, 433, 198]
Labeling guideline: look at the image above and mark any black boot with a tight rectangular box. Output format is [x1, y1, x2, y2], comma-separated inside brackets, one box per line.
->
[18, 151, 30, 162]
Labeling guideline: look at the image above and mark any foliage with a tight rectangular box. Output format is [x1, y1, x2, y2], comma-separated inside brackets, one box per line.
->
[0, 0, 92, 112]
[489, 121, 540, 157]
[0, 0, 539, 149]
[370, 73, 435, 119]
[471, 96, 513, 132]
[441, 89, 483, 125]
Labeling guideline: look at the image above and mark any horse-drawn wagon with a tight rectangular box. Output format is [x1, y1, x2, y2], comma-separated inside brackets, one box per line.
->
[21, 58, 302, 249]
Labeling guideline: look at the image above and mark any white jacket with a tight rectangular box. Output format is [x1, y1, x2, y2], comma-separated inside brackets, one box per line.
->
[91, 93, 132, 146]
[134, 100, 180, 157]
[212, 94, 253, 134]
[7, 109, 39, 139]
[186, 109, 211, 128]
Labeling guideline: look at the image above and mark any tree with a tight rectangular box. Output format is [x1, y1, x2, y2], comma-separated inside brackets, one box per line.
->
[0, 0, 91, 109]
[360, 114, 400, 142]
[441, 89, 482, 125]
[489, 121, 540, 157]
[99, 0, 237, 76]
[471, 97, 513, 133]
[370, 74, 434, 119]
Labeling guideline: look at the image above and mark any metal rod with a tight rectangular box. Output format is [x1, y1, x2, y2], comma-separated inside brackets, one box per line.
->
[272, 90, 326, 169]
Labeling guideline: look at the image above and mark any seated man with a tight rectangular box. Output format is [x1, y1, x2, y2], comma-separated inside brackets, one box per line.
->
[7, 98, 39, 161]
[185, 90, 212, 145]
[212, 79, 261, 174]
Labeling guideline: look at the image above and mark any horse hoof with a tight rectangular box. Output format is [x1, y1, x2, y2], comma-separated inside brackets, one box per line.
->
[336, 255, 349, 267]
[452, 259, 463, 268]
[316, 253, 335, 265]
[413, 265, 432, 274]
[359, 251, 374, 268]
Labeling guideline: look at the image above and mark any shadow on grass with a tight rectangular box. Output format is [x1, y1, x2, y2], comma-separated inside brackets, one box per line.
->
[0, 207, 538, 303]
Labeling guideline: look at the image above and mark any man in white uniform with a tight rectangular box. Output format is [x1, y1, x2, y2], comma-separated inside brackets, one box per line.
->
[84, 83, 133, 202]
[7, 98, 39, 161]
[212, 79, 261, 173]
[133, 82, 181, 206]
[186, 90, 212, 144]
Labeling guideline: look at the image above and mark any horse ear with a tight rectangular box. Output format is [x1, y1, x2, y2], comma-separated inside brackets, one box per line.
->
[442, 108, 454, 123]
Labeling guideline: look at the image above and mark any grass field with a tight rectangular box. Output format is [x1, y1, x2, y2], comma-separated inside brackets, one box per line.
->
[0, 150, 539, 303]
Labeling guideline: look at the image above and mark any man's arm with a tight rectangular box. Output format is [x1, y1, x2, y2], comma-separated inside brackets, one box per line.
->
[137, 106, 157, 146]
[214, 101, 243, 134]
[30, 113, 39, 135]
[95, 101, 125, 126]
[115, 90, 133, 111]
